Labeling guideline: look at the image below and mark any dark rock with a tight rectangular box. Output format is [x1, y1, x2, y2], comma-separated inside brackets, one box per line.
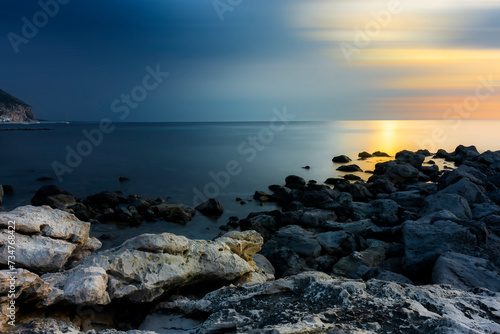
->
[269, 186, 292, 203]
[358, 151, 372, 158]
[344, 174, 361, 181]
[253, 191, 272, 202]
[395, 150, 425, 168]
[477, 150, 500, 166]
[235, 197, 243, 201]
[296, 190, 332, 207]
[454, 145, 480, 164]
[372, 151, 390, 157]
[370, 199, 400, 226]
[260, 240, 307, 277]
[285, 175, 306, 189]
[300, 209, 337, 227]
[402, 220, 477, 282]
[2, 185, 13, 195]
[421, 193, 472, 220]
[440, 178, 488, 205]
[195, 198, 224, 216]
[332, 240, 388, 278]
[68, 202, 93, 221]
[332, 155, 352, 163]
[0, 186, 3, 204]
[31, 185, 76, 209]
[336, 164, 363, 172]
[239, 219, 273, 241]
[119, 176, 130, 182]
[316, 231, 357, 256]
[274, 225, 322, 258]
[35, 177, 54, 182]
[432, 252, 500, 292]
[366, 175, 397, 194]
[437, 165, 486, 189]
[302, 165, 311, 169]
[387, 190, 424, 212]
[86, 191, 122, 208]
[416, 149, 432, 156]
[471, 202, 500, 220]
[348, 183, 373, 202]
[434, 148, 454, 161]
[364, 268, 413, 284]
[375, 160, 420, 184]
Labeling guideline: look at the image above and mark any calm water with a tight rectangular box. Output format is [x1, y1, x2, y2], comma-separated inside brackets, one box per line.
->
[1, 120, 499, 247]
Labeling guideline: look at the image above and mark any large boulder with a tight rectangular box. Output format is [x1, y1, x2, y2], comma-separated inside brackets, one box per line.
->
[432, 252, 500, 292]
[421, 193, 472, 220]
[195, 198, 224, 216]
[333, 240, 389, 278]
[437, 165, 487, 189]
[31, 185, 76, 210]
[332, 155, 351, 163]
[273, 225, 322, 258]
[160, 272, 500, 333]
[40, 231, 263, 305]
[315, 231, 357, 256]
[402, 220, 477, 281]
[440, 178, 488, 205]
[395, 150, 425, 168]
[0, 206, 100, 273]
[375, 160, 420, 184]
[284, 175, 306, 189]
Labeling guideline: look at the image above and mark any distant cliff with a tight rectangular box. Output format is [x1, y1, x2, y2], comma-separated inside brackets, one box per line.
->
[0, 89, 36, 122]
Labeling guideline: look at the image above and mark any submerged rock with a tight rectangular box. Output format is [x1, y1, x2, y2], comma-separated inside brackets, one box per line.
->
[195, 198, 224, 216]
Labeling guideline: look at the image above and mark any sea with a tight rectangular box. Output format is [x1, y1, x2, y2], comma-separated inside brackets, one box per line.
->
[1, 120, 499, 248]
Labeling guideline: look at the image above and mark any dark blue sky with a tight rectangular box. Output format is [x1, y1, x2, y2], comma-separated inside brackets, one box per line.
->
[1, 0, 499, 121]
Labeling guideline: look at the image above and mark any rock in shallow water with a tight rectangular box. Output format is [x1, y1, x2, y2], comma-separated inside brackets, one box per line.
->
[195, 198, 224, 216]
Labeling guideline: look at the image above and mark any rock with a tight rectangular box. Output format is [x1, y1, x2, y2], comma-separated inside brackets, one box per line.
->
[366, 175, 397, 194]
[2, 185, 13, 195]
[86, 191, 123, 208]
[375, 160, 420, 183]
[139, 312, 202, 333]
[163, 271, 500, 334]
[41, 266, 110, 306]
[344, 174, 361, 181]
[364, 268, 413, 284]
[347, 183, 373, 202]
[372, 151, 390, 157]
[260, 240, 308, 277]
[2, 317, 80, 334]
[300, 209, 336, 227]
[332, 155, 351, 163]
[0, 185, 3, 204]
[440, 177, 488, 204]
[432, 252, 500, 292]
[370, 199, 400, 226]
[296, 190, 332, 207]
[387, 190, 424, 212]
[358, 151, 372, 158]
[274, 225, 322, 258]
[402, 220, 477, 281]
[324, 219, 386, 238]
[471, 201, 500, 219]
[119, 176, 129, 182]
[35, 176, 55, 181]
[315, 231, 357, 256]
[336, 164, 363, 172]
[434, 148, 454, 160]
[333, 241, 389, 278]
[416, 149, 432, 156]
[395, 150, 425, 168]
[454, 145, 480, 164]
[31, 185, 76, 210]
[421, 193, 472, 220]
[253, 191, 272, 202]
[152, 204, 195, 223]
[253, 253, 275, 277]
[478, 150, 500, 165]
[41, 231, 261, 305]
[0, 205, 98, 273]
[284, 175, 306, 189]
[437, 165, 487, 189]
[195, 198, 224, 216]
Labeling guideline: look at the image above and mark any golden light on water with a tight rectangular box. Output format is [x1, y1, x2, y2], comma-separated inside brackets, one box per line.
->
[293, 0, 500, 119]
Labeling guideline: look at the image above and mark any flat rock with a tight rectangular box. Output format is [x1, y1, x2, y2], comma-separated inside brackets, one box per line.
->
[432, 252, 500, 292]
[336, 164, 363, 172]
[40, 231, 262, 305]
[332, 155, 351, 163]
[161, 271, 500, 333]
[0, 206, 99, 273]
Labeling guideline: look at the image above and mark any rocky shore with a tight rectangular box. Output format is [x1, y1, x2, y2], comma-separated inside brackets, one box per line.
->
[1, 145, 500, 333]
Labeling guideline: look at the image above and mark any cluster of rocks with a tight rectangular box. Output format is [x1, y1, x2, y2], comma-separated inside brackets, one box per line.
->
[1, 144, 500, 333]
[29, 186, 224, 226]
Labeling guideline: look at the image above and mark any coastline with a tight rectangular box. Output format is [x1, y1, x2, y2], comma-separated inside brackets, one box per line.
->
[1, 144, 500, 333]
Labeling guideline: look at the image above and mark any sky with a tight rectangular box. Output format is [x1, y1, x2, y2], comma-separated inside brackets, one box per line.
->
[1, 0, 499, 122]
